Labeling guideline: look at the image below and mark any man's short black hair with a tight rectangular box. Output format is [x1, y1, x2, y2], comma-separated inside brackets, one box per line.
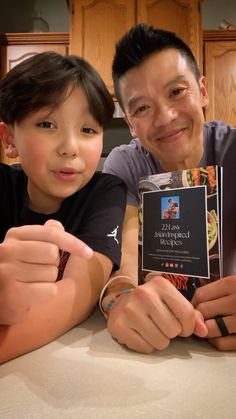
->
[112, 23, 200, 108]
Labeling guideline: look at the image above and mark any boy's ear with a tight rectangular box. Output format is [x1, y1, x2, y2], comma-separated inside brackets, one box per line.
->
[0, 122, 19, 158]
[123, 113, 136, 138]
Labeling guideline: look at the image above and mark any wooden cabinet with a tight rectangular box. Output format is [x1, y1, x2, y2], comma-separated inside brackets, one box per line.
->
[69, 0, 201, 96]
[203, 30, 236, 127]
[0, 33, 69, 76]
[137, 0, 202, 66]
[0, 32, 69, 163]
[69, 0, 135, 95]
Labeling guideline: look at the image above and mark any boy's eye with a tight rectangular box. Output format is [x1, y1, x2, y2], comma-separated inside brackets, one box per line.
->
[82, 127, 97, 134]
[37, 121, 54, 129]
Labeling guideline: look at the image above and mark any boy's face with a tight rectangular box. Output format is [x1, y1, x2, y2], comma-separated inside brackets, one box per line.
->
[119, 49, 209, 171]
[5, 86, 103, 213]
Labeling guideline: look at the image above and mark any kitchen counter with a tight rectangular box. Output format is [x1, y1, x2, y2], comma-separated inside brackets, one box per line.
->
[0, 310, 235, 419]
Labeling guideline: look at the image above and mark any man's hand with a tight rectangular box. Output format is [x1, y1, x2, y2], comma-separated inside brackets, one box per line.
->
[0, 220, 93, 324]
[106, 276, 208, 353]
[192, 276, 236, 351]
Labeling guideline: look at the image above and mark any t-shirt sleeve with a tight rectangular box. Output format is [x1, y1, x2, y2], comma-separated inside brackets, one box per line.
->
[103, 146, 139, 206]
[78, 174, 127, 271]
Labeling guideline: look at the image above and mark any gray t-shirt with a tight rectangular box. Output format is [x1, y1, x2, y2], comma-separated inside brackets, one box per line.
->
[103, 121, 236, 276]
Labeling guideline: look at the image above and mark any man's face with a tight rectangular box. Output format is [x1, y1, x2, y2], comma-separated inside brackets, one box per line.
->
[119, 49, 209, 171]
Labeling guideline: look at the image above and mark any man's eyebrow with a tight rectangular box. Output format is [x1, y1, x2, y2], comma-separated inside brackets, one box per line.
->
[164, 75, 186, 89]
[127, 96, 145, 112]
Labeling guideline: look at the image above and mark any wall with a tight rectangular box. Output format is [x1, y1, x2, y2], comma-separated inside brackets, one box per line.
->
[203, 0, 236, 29]
[0, 0, 69, 32]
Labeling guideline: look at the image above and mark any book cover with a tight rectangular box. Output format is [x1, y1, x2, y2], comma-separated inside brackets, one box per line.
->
[138, 166, 223, 300]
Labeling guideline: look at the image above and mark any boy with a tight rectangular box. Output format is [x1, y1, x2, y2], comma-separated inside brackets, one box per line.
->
[0, 51, 127, 363]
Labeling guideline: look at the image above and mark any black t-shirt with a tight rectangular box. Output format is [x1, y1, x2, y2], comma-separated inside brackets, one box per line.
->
[0, 164, 127, 271]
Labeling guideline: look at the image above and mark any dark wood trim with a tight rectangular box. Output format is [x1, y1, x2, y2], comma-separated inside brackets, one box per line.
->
[0, 32, 69, 45]
[203, 30, 236, 41]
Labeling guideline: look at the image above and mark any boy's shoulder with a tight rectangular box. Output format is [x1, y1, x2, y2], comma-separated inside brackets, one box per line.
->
[0, 163, 26, 185]
[87, 171, 127, 192]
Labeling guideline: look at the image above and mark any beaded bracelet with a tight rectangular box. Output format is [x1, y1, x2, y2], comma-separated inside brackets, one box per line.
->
[98, 275, 136, 317]
[104, 289, 133, 318]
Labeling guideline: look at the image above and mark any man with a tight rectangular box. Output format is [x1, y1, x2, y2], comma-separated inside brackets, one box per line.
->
[101, 24, 236, 353]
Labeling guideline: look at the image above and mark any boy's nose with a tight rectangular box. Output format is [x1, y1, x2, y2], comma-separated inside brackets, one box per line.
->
[58, 135, 79, 158]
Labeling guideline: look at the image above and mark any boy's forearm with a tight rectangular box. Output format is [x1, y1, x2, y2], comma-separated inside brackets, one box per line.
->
[0, 253, 112, 364]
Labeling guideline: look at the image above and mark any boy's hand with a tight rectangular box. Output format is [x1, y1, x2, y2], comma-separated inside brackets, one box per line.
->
[0, 220, 93, 324]
[106, 276, 208, 353]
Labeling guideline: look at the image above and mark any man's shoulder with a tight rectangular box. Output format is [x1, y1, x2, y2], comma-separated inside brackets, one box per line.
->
[204, 120, 236, 142]
[105, 138, 145, 162]
[103, 138, 156, 176]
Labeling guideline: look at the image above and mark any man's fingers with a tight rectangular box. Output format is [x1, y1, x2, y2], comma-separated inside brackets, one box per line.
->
[205, 315, 236, 338]
[195, 295, 236, 320]
[6, 222, 93, 259]
[192, 276, 236, 307]
[208, 335, 236, 351]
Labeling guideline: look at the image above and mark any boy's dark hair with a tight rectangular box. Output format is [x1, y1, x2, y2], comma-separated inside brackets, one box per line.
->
[112, 23, 200, 108]
[0, 51, 114, 126]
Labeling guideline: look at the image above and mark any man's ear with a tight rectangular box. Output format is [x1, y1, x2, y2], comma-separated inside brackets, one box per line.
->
[199, 76, 209, 108]
[0, 122, 19, 158]
[123, 113, 136, 138]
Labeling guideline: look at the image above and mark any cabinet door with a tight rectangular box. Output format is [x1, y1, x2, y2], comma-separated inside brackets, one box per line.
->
[137, 0, 201, 66]
[5, 44, 68, 72]
[204, 41, 236, 126]
[0, 41, 68, 164]
[69, 0, 135, 95]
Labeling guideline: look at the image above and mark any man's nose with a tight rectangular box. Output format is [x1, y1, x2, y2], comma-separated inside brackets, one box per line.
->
[152, 103, 177, 127]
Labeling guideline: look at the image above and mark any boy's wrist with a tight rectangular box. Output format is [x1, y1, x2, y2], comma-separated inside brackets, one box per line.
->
[102, 288, 134, 318]
[99, 275, 137, 318]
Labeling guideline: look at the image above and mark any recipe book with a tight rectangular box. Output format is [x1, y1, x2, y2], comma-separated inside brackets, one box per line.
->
[138, 166, 223, 300]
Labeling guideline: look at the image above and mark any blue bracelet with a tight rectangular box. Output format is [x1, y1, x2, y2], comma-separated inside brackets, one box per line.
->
[105, 289, 133, 316]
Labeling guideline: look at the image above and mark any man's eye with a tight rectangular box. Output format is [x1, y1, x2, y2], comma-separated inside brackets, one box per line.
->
[171, 88, 185, 97]
[133, 105, 149, 115]
[37, 121, 54, 128]
[82, 127, 96, 134]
